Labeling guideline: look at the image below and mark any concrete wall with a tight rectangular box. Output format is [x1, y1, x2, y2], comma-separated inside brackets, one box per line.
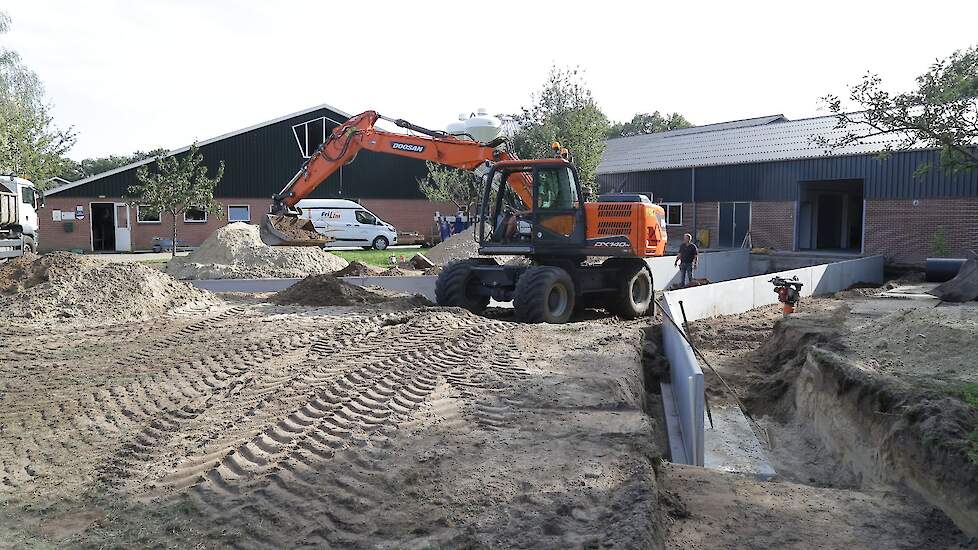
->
[647, 249, 750, 290]
[665, 255, 883, 322]
[659, 254, 884, 466]
[659, 294, 705, 465]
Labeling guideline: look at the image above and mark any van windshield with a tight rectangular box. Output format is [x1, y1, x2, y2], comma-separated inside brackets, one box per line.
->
[355, 210, 377, 225]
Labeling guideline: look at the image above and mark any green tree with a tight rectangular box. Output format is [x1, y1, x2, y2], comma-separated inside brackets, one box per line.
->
[127, 143, 225, 257]
[511, 66, 609, 197]
[818, 44, 978, 175]
[0, 10, 76, 186]
[607, 111, 693, 138]
[417, 160, 480, 213]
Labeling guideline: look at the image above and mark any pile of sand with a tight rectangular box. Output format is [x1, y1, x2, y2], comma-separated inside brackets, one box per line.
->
[271, 274, 431, 307]
[165, 223, 348, 279]
[334, 261, 381, 277]
[0, 252, 219, 323]
[425, 227, 480, 265]
[426, 227, 523, 266]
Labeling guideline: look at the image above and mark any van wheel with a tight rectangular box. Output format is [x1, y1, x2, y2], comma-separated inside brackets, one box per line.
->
[610, 263, 652, 318]
[372, 236, 389, 250]
[514, 266, 575, 324]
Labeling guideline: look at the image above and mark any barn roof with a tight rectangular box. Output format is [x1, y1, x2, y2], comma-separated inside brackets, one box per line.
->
[597, 112, 924, 174]
[47, 102, 351, 196]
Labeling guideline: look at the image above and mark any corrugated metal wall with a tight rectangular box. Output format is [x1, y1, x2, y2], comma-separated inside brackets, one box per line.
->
[603, 149, 978, 201]
[54, 107, 430, 200]
[597, 168, 693, 201]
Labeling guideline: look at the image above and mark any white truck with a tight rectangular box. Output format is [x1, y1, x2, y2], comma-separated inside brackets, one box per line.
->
[0, 175, 43, 259]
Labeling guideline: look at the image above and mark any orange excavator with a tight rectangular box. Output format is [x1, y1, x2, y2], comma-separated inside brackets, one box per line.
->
[262, 110, 667, 323]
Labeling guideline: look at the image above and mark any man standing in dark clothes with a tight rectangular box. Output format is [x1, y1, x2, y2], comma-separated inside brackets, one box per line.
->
[675, 233, 698, 287]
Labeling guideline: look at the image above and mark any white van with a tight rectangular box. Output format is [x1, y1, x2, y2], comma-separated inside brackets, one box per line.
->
[295, 199, 397, 250]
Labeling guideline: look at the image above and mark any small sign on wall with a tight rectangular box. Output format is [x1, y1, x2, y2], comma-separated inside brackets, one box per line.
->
[52, 210, 62, 222]
[75, 205, 85, 220]
[62, 211, 75, 221]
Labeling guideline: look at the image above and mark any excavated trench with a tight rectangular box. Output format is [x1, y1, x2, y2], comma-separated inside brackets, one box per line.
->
[714, 309, 978, 539]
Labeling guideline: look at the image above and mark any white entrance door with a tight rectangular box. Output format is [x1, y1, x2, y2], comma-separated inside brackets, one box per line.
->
[114, 203, 132, 252]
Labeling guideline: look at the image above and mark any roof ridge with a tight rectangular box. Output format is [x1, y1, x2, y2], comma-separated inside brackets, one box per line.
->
[607, 113, 787, 142]
[47, 101, 352, 196]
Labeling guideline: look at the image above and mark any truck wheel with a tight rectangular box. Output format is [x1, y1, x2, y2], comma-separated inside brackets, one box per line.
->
[22, 236, 35, 254]
[611, 264, 653, 318]
[372, 236, 389, 250]
[435, 260, 489, 312]
[514, 266, 575, 324]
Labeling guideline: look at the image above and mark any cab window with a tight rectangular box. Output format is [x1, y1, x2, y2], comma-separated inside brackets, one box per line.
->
[355, 210, 377, 225]
[535, 167, 578, 210]
[21, 187, 32, 206]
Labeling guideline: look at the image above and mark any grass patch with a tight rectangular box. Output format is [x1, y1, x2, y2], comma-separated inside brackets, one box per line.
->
[957, 383, 978, 465]
[330, 248, 429, 268]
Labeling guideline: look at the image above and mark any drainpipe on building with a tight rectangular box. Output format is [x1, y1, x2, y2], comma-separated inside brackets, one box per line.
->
[691, 167, 697, 244]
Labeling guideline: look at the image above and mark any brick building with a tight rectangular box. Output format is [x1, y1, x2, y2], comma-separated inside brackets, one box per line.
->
[597, 114, 978, 266]
[41, 103, 455, 253]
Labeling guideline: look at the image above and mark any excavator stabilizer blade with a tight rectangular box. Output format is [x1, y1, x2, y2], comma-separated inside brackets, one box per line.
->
[260, 214, 331, 247]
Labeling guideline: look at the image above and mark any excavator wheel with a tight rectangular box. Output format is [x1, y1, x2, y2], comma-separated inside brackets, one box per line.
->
[435, 260, 490, 313]
[609, 262, 653, 319]
[514, 266, 575, 324]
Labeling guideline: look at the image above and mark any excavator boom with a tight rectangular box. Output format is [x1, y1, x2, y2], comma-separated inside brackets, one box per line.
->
[261, 111, 530, 245]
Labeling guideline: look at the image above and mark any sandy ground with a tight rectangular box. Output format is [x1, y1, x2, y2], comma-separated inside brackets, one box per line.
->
[0, 296, 661, 548]
[678, 291, 978, 547]
[662, 463, 970, 550]
[4, 250, 977, 549]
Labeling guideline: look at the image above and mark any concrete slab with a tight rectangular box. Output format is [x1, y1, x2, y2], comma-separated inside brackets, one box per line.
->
[343, 276, 437, 301]
[704, 405, 777, 480]
[190, 278, 301, 292]
[880, 283, 941, 300]
[188, 275, 439, 301]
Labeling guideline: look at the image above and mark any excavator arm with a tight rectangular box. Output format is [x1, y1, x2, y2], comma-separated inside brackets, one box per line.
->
[262, 110, 531, 245]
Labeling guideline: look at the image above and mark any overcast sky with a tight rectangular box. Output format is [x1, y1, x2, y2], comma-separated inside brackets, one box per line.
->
[4, 1, 977, 160]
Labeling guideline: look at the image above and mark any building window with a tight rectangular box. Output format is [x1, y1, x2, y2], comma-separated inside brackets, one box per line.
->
[663, 203, 683, 226]
[136, 205, 161, 224]
[292, 117, 327, 158]
[184, 207, 207, 223]
[228, 205, 250, 222]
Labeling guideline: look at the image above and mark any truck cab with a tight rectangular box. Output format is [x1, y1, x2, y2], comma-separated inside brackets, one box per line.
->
[0, 175, 43, 255]
[295, 198, 398, 250]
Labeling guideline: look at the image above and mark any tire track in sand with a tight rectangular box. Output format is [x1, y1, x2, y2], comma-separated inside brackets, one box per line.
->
[169, 310, 511, 548]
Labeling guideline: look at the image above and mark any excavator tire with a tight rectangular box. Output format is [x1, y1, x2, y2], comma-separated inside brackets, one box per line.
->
[435, 260, 490, 313]
[514, 266, 575, 324]
[609, 262, 653, 319]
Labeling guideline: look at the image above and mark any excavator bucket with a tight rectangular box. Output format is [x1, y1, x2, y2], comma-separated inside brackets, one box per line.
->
[259, 214, 331, 246]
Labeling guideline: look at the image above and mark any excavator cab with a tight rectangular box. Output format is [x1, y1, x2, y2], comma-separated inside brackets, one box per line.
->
[477, 159, 586, 257]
